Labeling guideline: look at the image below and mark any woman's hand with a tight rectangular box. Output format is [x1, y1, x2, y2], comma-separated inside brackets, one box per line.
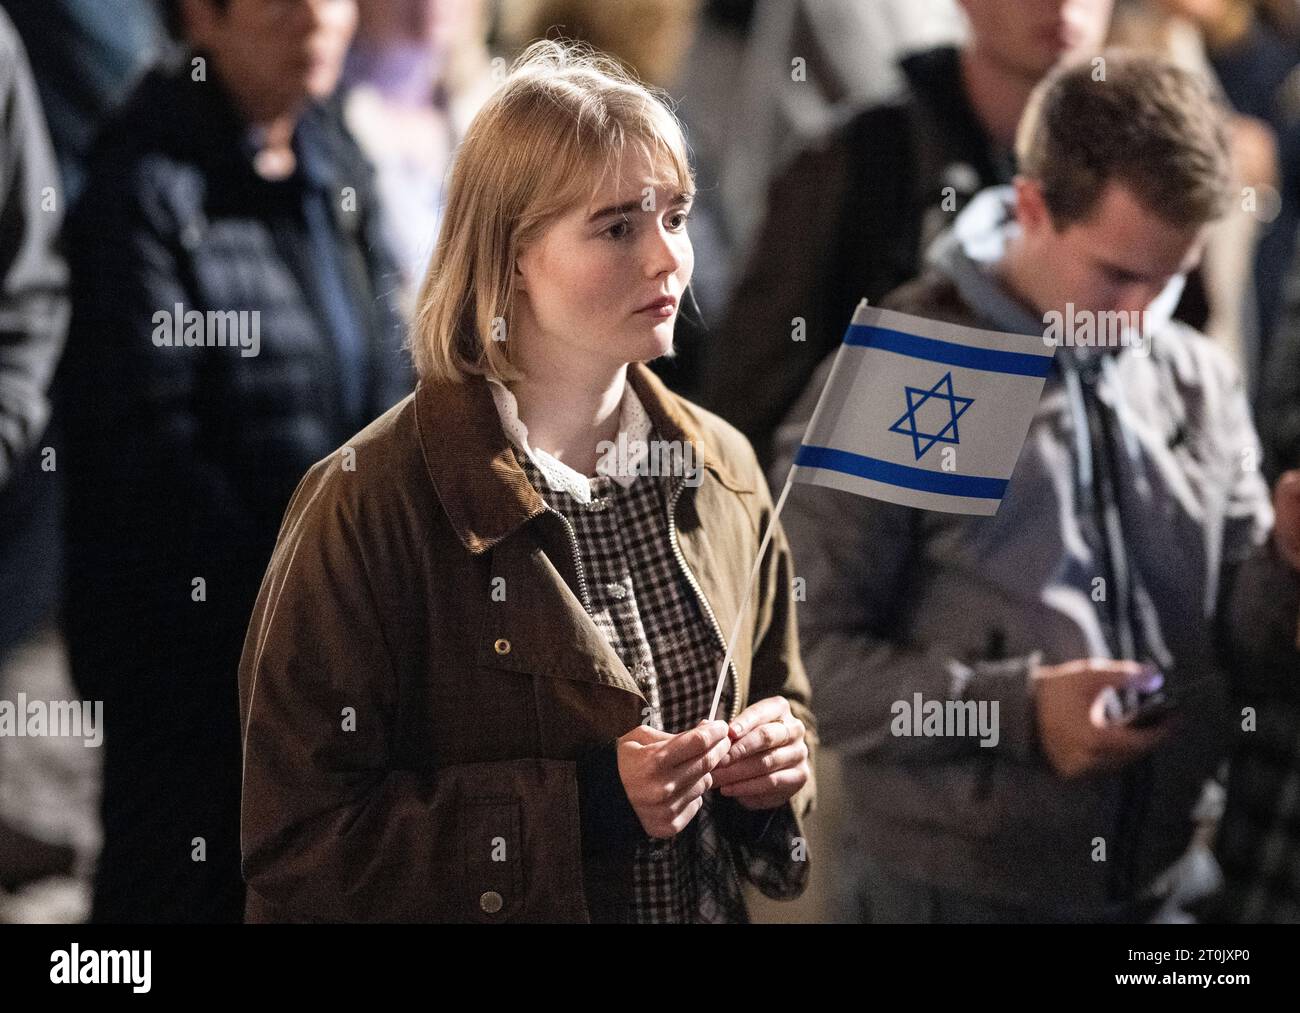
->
[710, 696, 810, 811]
[616, 720, 732, 838]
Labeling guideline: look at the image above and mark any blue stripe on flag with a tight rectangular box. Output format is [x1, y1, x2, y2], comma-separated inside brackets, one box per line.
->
[845, 323, 1052, 378]
[795, 445, 1008, 500]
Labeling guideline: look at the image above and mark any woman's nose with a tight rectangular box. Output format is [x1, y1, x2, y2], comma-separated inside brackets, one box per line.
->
[643, 225, 685, 277]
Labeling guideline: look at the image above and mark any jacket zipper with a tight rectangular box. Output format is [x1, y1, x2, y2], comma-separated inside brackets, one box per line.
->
[544, 504, 592, 612]
[667, 477, 742, 723]
[544, 483, 740, 724]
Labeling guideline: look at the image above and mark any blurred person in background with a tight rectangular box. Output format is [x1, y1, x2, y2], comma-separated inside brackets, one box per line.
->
[1, 0, 166, 205]
[645, 0, 753, 337]
[340, 0, 497, 316]
[659, 0, 968, 397]
[707, 0, 967, 273]
[1212, 1, 1300, 918]
[1110, 0, 1283, 392]
[1114, 0, 1300, 923]
[0, 5, 82, 908]
[1261, 319, 1300, 484]
[701, 0, 1113, 468]
[773, 52, 1300, 923]
[499, 0, 700, 89]
[1173, 0, 1300, 370]
[57, 0, 411, 923]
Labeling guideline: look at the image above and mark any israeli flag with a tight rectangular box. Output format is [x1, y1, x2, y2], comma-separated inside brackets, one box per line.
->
[791, 301, 1055, 516]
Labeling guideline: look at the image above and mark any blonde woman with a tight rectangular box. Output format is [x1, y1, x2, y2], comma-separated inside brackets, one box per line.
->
[238, 41, 816, 923]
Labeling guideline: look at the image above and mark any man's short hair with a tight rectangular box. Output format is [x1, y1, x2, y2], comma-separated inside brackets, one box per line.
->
[1015, 50, 1233, 230]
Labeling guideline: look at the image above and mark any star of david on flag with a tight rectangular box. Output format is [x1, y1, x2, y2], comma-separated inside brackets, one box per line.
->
[888, 372, 975, 461]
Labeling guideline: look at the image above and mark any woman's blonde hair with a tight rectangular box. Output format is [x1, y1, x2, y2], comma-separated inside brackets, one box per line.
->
[411, 38, 695, 384]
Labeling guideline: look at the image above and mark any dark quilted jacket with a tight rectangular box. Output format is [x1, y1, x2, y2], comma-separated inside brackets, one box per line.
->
[55, 57, 413, 922]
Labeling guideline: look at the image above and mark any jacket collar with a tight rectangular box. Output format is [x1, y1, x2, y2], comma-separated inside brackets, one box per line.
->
[415, 362, 752, 554]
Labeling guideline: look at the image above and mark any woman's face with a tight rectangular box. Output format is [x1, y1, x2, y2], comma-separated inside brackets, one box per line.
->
[512, 154, 694, 379]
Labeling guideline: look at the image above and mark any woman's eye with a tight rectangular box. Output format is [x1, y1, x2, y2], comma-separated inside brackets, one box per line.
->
[667, 210, 691, 230]
[606, 219, 631, 240]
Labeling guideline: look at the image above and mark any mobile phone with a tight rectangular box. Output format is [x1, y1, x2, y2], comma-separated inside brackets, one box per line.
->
[1125, 687, 1179, 728]
[1093, 670, 1179, 729]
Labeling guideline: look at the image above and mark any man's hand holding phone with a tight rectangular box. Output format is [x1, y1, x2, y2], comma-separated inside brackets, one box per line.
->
[1033, 659, 1174, 778]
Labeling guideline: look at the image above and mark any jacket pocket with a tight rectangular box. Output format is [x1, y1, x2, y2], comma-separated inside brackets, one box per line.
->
[461, 797, 525, 922]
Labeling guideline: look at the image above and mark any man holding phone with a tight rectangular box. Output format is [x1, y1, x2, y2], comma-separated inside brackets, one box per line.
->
[774, 52, 1300, 923]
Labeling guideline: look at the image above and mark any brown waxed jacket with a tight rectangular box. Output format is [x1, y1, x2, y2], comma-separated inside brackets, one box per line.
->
[238, 362, 817, 922]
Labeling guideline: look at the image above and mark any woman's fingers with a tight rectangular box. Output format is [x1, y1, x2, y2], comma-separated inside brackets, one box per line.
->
[712, 742, 806, 787]
[626, 721, 733, 837]
[717, 764, 808, 800]
[665, 734, 732, 788]
[666, 794, 705, 835]
[665, 771, 715, 815]
[645, 792, 707, 838]
[660, 719, 729, 767]
[629, 711, 806, 838]
[727, 696, 791, 743]
[720, 717, 804, 767]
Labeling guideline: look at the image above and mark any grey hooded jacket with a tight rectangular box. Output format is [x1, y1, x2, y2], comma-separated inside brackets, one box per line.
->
[772, 186, 1300, 918]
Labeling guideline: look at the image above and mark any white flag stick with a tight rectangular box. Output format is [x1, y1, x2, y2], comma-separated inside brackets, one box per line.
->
[706, 468, 796, 723]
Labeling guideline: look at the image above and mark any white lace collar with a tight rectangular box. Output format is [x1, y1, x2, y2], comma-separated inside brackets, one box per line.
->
[486, 375, 654, 504]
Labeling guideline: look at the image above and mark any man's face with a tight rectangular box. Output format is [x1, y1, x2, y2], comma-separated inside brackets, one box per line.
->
[1015, 178, 1208, 321]
[959, 0, 1114, 79]
[186, 0, 358, 118]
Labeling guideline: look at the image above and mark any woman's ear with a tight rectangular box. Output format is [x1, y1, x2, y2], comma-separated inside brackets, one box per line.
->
[513, 244, 533, 294]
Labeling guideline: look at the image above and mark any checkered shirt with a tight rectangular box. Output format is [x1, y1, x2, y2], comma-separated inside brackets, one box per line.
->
[510, 439, 806, 922]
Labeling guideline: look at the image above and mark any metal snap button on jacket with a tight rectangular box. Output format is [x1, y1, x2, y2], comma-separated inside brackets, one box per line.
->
[493, 638, 510, 655]
[480, 890, 504, 913]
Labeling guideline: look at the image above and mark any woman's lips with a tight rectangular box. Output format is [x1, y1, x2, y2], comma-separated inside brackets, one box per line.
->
[636, 297, 677, 318]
